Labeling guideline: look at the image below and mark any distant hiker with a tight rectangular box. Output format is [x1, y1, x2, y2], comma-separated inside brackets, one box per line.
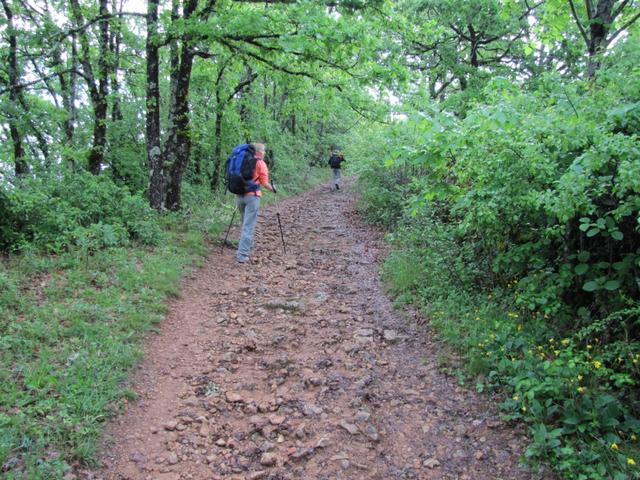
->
[328, 151, 345, 190]
[226, 142, 275, 264]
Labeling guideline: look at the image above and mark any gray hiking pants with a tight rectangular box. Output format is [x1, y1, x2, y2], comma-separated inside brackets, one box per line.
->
[235, 194, 260, 262]
[332, 168, 341, 188]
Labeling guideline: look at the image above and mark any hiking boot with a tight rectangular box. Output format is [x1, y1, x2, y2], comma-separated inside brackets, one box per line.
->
[336, 184, 340, 190]
[236, 256, 249, 264]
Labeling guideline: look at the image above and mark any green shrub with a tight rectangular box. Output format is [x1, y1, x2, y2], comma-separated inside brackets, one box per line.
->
[0, 171, 163, 253]
[358, 47, 640, 478]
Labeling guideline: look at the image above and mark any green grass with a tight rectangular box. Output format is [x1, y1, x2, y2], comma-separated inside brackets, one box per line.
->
[0, 241, 204, 478]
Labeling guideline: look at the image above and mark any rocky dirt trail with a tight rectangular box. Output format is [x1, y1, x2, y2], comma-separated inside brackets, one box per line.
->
[89, 182, 550, 480]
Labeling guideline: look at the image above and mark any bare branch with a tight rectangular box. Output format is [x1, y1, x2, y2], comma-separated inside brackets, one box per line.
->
[224, 71, 259, 105]
[0, 69, 76, 96]
[568, 0, 590, 46]
[584, 0, 594, 20]
[344, 95, 390, 125]
[219, 38, 322, 82]
[607, 9, 640, 46]
[612, 0, 630, 19]
[29, 57, 60, 108]
[519, 1, 544, 20]
[449, 23, 471, 41]
[229, 35, 361, 76]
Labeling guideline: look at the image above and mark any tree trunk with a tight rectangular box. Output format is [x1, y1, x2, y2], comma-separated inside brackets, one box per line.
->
[56, 35, 78, 169]
[70, 0, 110, 174]
[164, 0, 198, 211]
[468, 25, 480, 68]
[586, 0, 616, 77]
[272, 81, 277, 121]
[89, 0, 110, 174]
[54, 44, 75, 144]
[210, 62, 228, 192]
[211, 106, 224, 191]
[164, 50, 195, 210]
[209, 61, 258, 192]
[1, 0, 27, 175]
[146, 0, 163, 209]
[110, 0, 124, 122]
[166, 0, 180, 138]
[17, 96, 50, 164]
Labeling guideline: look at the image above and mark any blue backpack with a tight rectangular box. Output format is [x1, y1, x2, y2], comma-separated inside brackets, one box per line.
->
[226, 144, 259, 195]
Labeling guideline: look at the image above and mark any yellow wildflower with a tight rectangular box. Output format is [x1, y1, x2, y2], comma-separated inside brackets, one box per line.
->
[611, 443, 619, 450]
[577, 374, 583, 381]
[627, 457, 636, 466]
[587, 344, 593, 350]
[521, 406, 527, 412]
[561, 339, 570, 346]
[513, 395, 519, 401]
[593, 361, 602, 369]
[631, 434, 637, 441]
[577, 386, 586, 394]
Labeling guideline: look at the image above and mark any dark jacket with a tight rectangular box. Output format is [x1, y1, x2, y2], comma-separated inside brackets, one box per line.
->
[329, 154, 345, 169]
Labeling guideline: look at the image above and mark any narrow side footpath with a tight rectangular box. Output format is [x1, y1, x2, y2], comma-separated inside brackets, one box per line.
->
[88, 181, 551, 480]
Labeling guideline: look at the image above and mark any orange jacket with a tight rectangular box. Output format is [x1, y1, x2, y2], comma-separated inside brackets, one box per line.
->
[246, 152, 270, 197]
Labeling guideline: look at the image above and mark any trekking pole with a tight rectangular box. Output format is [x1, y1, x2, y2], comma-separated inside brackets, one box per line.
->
[271, 181, 287, 255]
[220, 209, 236, 254]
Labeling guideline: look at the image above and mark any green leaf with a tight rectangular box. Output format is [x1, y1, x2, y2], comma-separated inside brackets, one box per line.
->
[494, 111, 507, 125]
[604, 216, 615, 229]
[575, 264, 589, 275]
[577, 307, 589, 318]
[578, 223, 591, 232]
[604, 280, 620, 291]
[577, 251, 590, 262]
[563, 416, 580, 425]
[586, 228, 600, 237]
[610, 230, 623, 241]
[582, 281, 599, 292]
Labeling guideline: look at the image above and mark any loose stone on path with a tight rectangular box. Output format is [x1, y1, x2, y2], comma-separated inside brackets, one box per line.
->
[88, 181, 552, 480]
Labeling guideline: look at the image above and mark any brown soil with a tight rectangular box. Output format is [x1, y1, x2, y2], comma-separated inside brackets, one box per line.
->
[87, 182, 551, 480]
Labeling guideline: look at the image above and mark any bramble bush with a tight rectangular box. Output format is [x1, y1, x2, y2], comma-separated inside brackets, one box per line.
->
[357, 44, 640, 479]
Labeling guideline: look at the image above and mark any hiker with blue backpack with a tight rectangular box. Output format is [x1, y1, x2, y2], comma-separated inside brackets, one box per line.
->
[225, 142, 275, 264]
